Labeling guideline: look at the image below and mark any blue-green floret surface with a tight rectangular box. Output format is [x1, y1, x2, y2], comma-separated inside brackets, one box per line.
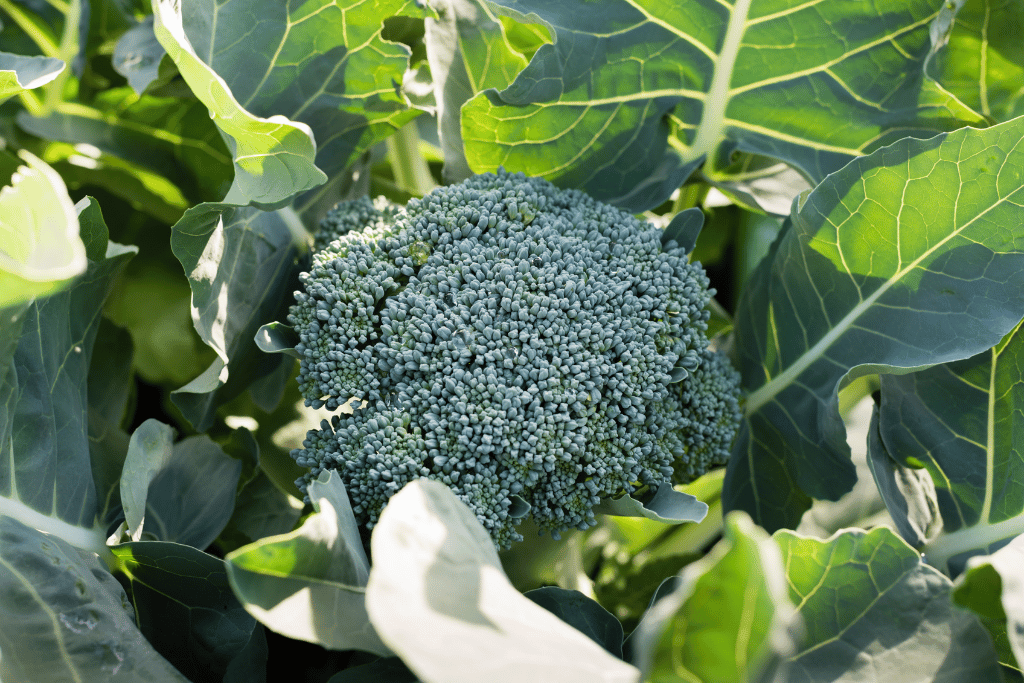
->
[288, 171, 741, 548]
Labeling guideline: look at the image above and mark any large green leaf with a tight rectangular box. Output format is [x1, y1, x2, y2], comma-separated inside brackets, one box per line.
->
[0, 517, 189, 682]
[928, 0, 1024, 123]
[365, 479, 640, 683]
[0, 51, 64, 102]
[18, 91, 234, 203]
[152, 0, 427, 210]
[225, 470, 388, 655]
[170, 203, 308, 431]
[633, 512, 798, 683]
[424, 0, 549, 183]
[953, 535, 1024, 672]
[113, 541, 267, 683]
[135, 435, 243, 549]
[151, 0, 326, 208]
[461, 0, 984, 212]
[874, 319, 1024, 573]
[723, 116, 1024, 532]
[0, 150, 87, 308]
[0, 197, 134, 533]
[777, 526, 1002, 680]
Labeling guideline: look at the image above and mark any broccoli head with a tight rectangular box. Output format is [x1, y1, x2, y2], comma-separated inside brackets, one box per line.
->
[288, 170, 741, 548]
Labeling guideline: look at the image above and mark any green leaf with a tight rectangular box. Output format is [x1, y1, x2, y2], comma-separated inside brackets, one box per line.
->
[365, 479, 640, 683]
[225, 470, 388, 655]
[0, 150, 87, 308]
[593, 483, 708, 524]
[724, 117, 1024, 532]
[702, 154, 812, 216]
[151, 0, 326, 208]
[876, 318, 1024, 573]
[524, 587, 624, 658]
[865, 398, 942, 549]
[462, 0, 984, 212]
[327, 657, 419, 683]
[928, 0, 1024, 122]
[0, 517, 188, 682]
[424, 0, 549, 183]
[112, 17, 167, 96]
[661, 208, 703, 254]
[777, 526, 1002, 680]
[254, 322, 300, 358]
[121, 419, 176, 542]
[86, 319, 134, 528]
[954, 535, 1024, 672]
[0, 51, 64, 102]
[633, 512, 798, 683]
[1, 196, 134, 535]
[170, 203, 308, 431]
[139, 435, 243, 549]
[18, 91, 234, 204]
[113, 541, 267, 683]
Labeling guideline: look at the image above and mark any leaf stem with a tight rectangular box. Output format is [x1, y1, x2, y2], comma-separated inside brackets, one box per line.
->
[0, 0, 61, 57]
[0, 494, 110, 557]
[41, 0, 81, 115]
[386, 122, 436, 197]
[686, 0, 752, 166]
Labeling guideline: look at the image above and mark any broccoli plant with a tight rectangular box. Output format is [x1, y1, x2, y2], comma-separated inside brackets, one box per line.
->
[286, 171, 741, 546]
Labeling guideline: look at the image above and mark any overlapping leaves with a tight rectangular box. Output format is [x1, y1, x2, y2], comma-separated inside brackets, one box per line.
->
[724, 116, 1024, 531]
[460, 0, 984, 211]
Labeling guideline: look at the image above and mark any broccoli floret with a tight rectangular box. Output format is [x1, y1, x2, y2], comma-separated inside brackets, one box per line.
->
[287, 170, 742, 548]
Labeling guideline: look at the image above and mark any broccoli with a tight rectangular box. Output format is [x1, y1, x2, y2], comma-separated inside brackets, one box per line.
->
[287, 170, 741, 548]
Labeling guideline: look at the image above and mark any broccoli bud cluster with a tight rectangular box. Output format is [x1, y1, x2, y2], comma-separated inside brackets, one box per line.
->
[288, 170, 741, 547]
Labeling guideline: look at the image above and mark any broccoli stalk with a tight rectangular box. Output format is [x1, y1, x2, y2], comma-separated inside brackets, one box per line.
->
[287, 170, 741, 548]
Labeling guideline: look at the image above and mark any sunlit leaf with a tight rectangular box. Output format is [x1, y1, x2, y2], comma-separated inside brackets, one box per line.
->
[463, 0, 984, 211]
[0, 151, 86, 308]
[365, 479, 639, 683]
[724, 117, 1024, 531]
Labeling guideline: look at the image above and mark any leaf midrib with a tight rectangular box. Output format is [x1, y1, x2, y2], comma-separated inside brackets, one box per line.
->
[745, 149, 1023, 416]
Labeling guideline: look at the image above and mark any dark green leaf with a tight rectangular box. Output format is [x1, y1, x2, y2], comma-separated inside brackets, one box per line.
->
[463, 0, 983, 211]
[86, 318, 134, 528]
[0, 517, 188, 682]
[327, 657, 419, 683]
[113, 541, 266, 683]
[524, 587, 624, 658]
[170, 203, 308, 431]
[724, 117, 1024, 531]
[865, 397, 942, 549]
[777, 526, 1002, 680]
[876, 318, 1024, 573]
[112, 17, 166, 95]
[1, 196, 134, 528]
[121, 419, 176, 542]
[142, 435, 243, 549]
[661, 208, 702, 254]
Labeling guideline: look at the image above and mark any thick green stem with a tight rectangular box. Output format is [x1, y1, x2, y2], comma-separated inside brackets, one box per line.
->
[0, 494, 110, 558]
[41, 0, 81, 114]
[386, 123, 436, 197]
